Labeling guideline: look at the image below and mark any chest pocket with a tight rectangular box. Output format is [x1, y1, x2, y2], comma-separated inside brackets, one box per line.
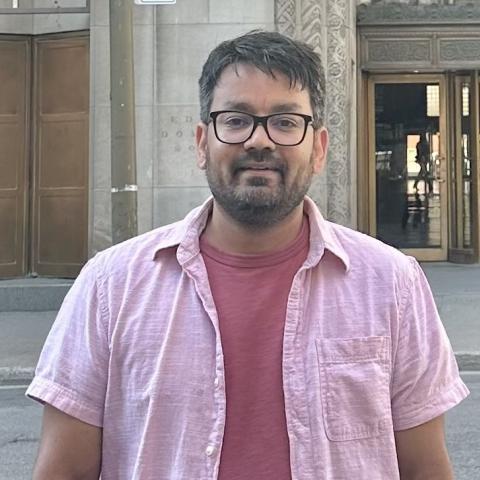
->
[316, 336, 392, 442]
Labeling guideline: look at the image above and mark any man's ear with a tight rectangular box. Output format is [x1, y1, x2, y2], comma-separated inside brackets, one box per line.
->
[311, 127, 329, 175]
[196, 122, 208, 170]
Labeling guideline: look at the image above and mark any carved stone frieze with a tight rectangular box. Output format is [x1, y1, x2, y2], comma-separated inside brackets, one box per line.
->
[300, 0, 324, 56]
[275, 0, 296, 37]
[327, 0, 348, 28]
[357, 3, 480, 25]
[325, 0, 351, 226]
[440, 39, 480, 62]
[368, 40, 431, 63]
[275, 0, 353, 226]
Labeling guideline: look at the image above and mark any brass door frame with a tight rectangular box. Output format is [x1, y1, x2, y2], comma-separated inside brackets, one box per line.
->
[449, 75, 473, 261]
[445, 73, 480, 263]
[471, 72, 480, 261]
[450, 75, 467, 256]
[364, 74, 449, 261]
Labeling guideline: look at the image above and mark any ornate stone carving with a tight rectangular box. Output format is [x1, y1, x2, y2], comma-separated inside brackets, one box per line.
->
[275, 0, 353, 226]
[440, 39, 480, 62]
[300, 0, 324, 55]
[368, 40, 431, 63]
[357, 3, 480, 25]
[325, 0, 351, 226]
[275, 0, 296, 37]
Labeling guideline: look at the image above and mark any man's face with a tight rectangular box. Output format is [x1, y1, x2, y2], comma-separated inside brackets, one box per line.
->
[196, 63, 328, 228]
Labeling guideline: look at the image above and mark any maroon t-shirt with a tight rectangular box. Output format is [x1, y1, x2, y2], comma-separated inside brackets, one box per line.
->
[200, 217, 309, 480]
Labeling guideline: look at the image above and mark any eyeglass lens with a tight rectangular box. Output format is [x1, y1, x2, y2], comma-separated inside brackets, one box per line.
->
[213, 112, 308, 146]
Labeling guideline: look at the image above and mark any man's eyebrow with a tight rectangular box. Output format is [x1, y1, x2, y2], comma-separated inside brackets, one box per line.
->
[220, 101, 305, 113]
[221, 101, 254, 112]
[269, 103, 304, 113]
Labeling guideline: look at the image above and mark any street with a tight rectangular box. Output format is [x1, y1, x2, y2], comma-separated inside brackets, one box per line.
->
[0, 373, 479, 479]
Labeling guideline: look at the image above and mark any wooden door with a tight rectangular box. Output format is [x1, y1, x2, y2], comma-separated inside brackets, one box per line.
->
[31, 35, 89, 277]
[0, 38, 29, 277]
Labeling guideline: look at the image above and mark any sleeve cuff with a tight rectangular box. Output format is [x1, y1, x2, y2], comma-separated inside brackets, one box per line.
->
[393, 376, 470, 431]
[26, 376, 104, 428]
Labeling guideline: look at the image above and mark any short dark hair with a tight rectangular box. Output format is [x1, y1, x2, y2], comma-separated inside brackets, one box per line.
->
[198, 30, 326, 128]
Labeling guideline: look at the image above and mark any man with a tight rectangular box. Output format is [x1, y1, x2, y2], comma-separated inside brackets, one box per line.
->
[413, 132, 433, 193]
[28, 31, 468, 480]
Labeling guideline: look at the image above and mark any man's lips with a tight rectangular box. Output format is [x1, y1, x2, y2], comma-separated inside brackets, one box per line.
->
[236, 165, 281, 172]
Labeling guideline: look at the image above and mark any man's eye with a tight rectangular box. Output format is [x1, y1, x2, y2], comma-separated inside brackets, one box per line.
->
[271, 116, 300, 129]
[223, 116, 250, 128]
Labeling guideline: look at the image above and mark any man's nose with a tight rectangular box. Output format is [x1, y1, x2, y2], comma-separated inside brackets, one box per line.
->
[243, 123, 275, 150]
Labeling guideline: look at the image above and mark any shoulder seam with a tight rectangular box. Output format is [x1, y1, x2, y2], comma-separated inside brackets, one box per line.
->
[92, 259, 111, 350]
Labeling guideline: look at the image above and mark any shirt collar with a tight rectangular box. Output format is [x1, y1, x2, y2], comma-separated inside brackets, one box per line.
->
[151, 195, 350, 272]
[302, 197, 350, 272]
[150, 196, 213, 263]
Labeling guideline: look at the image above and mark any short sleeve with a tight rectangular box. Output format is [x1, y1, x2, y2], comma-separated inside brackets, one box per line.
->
[391, 258, 469, 431]
[26, 257, 109, 427]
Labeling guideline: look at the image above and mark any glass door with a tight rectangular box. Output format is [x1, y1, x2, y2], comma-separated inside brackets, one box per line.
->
[368, 75, 448, 261]
[449, 72, 479, 263]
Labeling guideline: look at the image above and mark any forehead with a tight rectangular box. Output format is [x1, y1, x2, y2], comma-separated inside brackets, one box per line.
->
[210, 63, 311, 113]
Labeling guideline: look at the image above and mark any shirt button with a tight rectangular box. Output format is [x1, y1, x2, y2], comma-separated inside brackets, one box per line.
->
[214, 377, 220, 387]
[205, 445, 215, 456]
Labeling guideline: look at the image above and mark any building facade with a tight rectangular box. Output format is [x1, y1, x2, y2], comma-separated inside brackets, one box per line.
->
[1, 0, 479, 278]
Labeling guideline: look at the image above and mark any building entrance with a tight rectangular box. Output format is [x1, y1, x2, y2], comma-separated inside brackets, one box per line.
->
[363, 73, 479, 262]
[0, 33, 89, 278]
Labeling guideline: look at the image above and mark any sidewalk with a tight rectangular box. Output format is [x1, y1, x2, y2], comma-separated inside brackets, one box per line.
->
[0, 311, 56, 385]
[0, 263, 479, 384]
[422, 263, 480, 371]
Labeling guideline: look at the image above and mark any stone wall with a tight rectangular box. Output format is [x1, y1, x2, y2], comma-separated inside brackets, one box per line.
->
[0, 1, 88, 34]
[89, 1, 110, 254]
[89, 1, 154, 253]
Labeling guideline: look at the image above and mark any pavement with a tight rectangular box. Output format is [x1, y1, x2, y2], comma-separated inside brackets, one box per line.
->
[422, 262, 480, 370]
[0, 262, 479, 385]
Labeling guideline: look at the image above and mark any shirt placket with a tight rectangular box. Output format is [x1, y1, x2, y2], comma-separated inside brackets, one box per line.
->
[183, 257, 226, 480]
[282, 267, 316, 480]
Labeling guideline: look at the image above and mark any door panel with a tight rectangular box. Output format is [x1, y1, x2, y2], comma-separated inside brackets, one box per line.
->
[0, 39, 29, 277]
[32, 35, 89, 277]
[449, 73, 480, 263]
[368, 75, 448, 261]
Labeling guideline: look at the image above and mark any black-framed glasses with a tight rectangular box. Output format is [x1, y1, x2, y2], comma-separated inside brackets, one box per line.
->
[209, 110, 313, 146]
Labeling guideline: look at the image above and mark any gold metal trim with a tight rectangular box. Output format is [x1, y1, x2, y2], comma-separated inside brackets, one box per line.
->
[471, 72, 480, 261]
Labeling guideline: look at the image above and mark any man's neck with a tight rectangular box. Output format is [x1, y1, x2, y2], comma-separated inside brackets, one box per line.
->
[201, 201, 306, 255]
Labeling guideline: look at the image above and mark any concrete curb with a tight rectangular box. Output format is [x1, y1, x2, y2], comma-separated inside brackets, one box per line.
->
[456, 353, 480, 372]
[0, 367, 35, 386]
[1, 353, 479, 386]
[0, 280, 73, 312]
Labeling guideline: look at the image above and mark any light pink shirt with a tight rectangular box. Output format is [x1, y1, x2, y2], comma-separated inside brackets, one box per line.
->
[27, 197, 469, 480]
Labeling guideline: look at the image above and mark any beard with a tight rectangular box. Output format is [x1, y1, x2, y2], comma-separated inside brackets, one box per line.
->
[205, 150, 313, 229]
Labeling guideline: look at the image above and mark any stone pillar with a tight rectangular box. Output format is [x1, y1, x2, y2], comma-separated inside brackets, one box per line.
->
[89, 0, 112, 255]
[276, 0, 356, 227]
[89, 0, 156, 253]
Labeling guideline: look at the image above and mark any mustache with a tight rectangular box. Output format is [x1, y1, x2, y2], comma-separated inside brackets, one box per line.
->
[231, 151, 287, 173]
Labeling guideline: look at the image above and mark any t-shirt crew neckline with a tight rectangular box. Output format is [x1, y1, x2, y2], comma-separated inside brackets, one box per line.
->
[199, 214, 309, 268]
